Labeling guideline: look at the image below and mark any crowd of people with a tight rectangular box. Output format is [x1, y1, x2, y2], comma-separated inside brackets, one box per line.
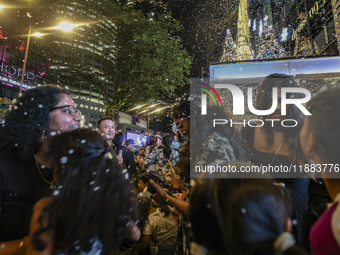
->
[0, 73, 339, 255]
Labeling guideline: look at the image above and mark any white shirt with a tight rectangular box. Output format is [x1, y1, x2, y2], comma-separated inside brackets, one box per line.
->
[143, 208, 178, 249]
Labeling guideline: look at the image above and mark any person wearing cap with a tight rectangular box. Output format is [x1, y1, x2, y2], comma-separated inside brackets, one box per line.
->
[154, 134, 163, 149]
[125, 139, 135, 152]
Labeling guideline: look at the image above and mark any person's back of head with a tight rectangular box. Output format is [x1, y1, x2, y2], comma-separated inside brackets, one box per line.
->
[190, 162, 293, 255]
[139, 196, 152, 221]
[162, 134, 173, 148]
[215, 164, 292, 255]
[189, 175, 228, 255]
[161, 134, 173, 159]
[139, 173, 152, 186]
[113, 131, 125, 146]
[32, 129, 138, 254]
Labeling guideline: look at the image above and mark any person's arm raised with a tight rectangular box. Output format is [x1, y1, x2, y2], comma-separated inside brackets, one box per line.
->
[149, 180, 189, 218]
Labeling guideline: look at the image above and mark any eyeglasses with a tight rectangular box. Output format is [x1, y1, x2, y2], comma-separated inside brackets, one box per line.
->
[50, 105, 82, 117]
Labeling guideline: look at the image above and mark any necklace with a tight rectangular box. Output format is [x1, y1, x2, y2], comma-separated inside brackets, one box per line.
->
[270, 142, 284, 165]
[33, 156, 56, 189]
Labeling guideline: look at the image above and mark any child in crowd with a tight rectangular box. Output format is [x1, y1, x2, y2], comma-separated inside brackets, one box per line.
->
[138, 173, 152, 198]
[132, 197, 178, 255]
[0, 129, 140, 254]
[299, 88, 340, 255]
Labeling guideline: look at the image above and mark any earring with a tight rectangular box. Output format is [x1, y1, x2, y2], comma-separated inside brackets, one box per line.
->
[42, 130, 46, 139]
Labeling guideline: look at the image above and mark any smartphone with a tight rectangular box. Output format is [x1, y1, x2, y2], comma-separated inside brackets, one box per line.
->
[119, 150, 123, 156]
[147, 170, 169, 187]
[147, 170, 169, 194]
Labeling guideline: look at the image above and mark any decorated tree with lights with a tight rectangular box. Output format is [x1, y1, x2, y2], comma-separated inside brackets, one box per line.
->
[220, 30, 237, 62]
[256, 22, 287, 59]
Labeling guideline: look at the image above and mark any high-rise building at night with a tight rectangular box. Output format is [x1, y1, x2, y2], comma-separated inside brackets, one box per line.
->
[0, 0, 116, 124]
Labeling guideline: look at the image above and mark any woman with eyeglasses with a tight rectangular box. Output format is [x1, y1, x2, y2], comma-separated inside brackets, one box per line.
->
[0, 86, 82, 242]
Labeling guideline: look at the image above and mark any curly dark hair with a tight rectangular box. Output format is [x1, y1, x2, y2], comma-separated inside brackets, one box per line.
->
[31, 129, 139, 254]
[0, 86, 67, 158]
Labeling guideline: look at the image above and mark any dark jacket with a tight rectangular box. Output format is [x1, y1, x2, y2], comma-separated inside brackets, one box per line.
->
[114, 145, 137, 176]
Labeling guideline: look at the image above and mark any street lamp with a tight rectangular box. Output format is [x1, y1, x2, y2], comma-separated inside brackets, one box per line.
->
[0, 5, 4, 11]
[54, 22, 79, 32]
[19, 20, 79, 96]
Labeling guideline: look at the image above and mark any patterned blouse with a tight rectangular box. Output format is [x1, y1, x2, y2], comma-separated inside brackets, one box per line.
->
[196, 131, 235, 166]
[146, 147, 180, 178]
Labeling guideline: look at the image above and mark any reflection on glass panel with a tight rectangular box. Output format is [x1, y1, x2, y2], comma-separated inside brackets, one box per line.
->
[91, 92, 100, 98]
[85, 105, 89, 109]
[91, 98, 99, 103]
[70, 95, 79, 99]
[80, 104, 84, 108]
[90, 106, 94, 110]
[94, 107, 98, 111]
[80, 90, 90, 95]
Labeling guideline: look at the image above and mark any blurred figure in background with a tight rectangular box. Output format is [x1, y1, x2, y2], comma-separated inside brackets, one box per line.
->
[126, 139, 135, 152]
[300, 88, 340, 255]
[242, 74, 319, 250]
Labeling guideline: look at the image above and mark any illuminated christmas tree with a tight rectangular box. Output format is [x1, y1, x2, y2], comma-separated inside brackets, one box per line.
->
[220, 30, 237, 62]
[256, 20, 287, 59]
[236, 0, 253, 60]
